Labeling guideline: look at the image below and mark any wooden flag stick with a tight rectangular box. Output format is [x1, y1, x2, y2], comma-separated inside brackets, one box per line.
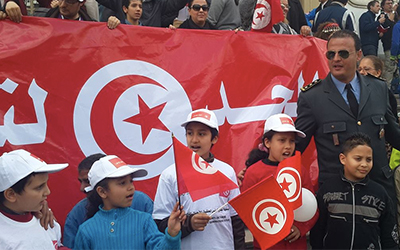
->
[209, 201, 229, 217]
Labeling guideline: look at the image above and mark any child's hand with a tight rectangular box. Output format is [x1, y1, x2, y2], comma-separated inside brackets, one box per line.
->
[237, 168, 246, 187]
[285, 225, 300, 243]
[190, 213, 211, 231]
[167, 202, 186, 237]
[33, 200, 56, 230]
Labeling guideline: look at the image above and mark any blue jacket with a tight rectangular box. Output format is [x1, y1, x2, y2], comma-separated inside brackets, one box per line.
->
[359, 10, 380, 47]
[390, 20, 400, 63]
[63, 190, 153, 249]
[74, 207, 181, 250]
[312, 2, 355, 32]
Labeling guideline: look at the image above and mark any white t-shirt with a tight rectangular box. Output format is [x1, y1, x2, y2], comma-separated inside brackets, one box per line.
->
[153, 158, 240, 250]
[0, 212, 62, 250]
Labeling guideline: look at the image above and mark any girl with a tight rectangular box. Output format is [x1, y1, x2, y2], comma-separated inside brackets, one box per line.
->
[241, 113, 317, 250]
[74, 155, 185, 250]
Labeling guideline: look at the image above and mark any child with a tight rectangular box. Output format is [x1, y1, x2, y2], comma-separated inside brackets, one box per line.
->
[0, 149, 68, 249]
[152, 108, 245, 250]
[310, 132, 399, 249]
[241, 113, 317, 250]
[107, 0, 143, 29]
[63, 153, 154, 249]
[73, 155, 185, 250]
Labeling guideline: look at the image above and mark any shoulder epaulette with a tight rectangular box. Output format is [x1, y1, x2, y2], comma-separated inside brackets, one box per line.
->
[301, 79, 321, 92]
[365, 73, 385, 82]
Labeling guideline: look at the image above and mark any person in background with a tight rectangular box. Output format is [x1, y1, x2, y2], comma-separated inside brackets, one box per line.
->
[359, 0, 385, 56]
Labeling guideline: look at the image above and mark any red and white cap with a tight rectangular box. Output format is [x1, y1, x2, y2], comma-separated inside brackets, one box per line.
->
[0, 149, 68, 192]
[180, 109, 219, 131]
[264, 113, 306, 138]
[85, 155, 148, 192]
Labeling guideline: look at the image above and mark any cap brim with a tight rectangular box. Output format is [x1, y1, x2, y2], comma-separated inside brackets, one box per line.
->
[181, 118, 218, 131]
[34, 163, 69, 173]
[272, 127, 306, 138]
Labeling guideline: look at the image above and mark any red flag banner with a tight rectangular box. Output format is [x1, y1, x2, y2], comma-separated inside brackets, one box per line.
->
[275, 151, 302, 209]
[229, 176, 294, 250]
[173, 136, 237, 201]
[251, 0, 284, 32]
[0, 17, 328, 226]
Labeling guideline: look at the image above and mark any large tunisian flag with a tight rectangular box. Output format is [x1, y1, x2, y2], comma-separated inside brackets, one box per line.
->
[0, 17, 328, 226]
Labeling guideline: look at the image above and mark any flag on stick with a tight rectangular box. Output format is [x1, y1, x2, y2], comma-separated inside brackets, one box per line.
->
[275, 151, 302, 209]
[173, 136, 238, 201]
[229, 176, 294, 250]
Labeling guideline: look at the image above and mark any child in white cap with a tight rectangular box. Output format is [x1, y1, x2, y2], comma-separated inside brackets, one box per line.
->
[74, 155, 185, 250]
[0, 149, 68, 249]
[152, 108, 245, 250]
[241, 113, 316, 250]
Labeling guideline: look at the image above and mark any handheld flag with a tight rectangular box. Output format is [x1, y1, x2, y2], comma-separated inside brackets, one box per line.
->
[229, 176, 294, 250]
[173, 136, 238, 201]
[275, 151, 302, 209]
[251, 0, 284, 32]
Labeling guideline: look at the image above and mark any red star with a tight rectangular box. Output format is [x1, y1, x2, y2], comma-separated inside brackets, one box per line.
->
[264, 212, 279, 228]
[256, 11, 265, 20]
[124, 96, 169, 144]
[279, 177, 292, 193]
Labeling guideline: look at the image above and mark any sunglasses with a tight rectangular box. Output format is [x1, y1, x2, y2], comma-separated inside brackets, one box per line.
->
[325, 50, 353, 60]
[191, 4, 209, 11]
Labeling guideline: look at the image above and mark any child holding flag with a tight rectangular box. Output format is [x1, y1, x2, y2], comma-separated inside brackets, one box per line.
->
[73, 155, 185, 250]
[241, 113, 317, 249]
[152, 108, 245, 250]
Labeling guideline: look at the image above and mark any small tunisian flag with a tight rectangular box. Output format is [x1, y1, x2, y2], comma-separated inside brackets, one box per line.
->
[172, 136, 238, 201]
[229, 176, 294, 250]
[251, 0, 284, 32]
[275, 151, 302, 209]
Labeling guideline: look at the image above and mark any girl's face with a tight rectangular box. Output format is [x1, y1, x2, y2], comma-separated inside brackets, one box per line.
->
[100, 174, 135, 210]
[264, 132, 295, 163]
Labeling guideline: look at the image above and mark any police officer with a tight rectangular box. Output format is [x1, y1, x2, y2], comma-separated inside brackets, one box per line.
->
[295, 29, 400, 206]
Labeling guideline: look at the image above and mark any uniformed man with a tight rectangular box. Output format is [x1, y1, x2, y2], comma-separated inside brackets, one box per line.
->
[295, 29, 400, 205]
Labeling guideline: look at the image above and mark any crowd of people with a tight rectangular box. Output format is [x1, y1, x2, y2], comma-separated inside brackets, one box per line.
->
[3, 0, 400, 249]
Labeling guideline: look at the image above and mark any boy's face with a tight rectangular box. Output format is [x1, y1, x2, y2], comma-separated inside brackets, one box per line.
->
[265, 132, 295, 163]
[186, 122, 218, 160]
[78, 169, 90, 194]
[100, 175, 135, 210]
[340, 145, 373, 182]
[14, 173, 50, 213]
[123, 0, 142, 21]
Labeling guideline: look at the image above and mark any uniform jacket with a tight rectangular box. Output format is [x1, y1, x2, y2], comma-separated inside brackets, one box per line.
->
[310, 171, 398, 249]
[295, 73, 400, 202]
[312, 1, 356, 32]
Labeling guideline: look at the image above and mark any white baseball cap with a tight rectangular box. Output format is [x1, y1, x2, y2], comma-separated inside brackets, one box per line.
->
[85, 155, 148, 192]
[264, 113, 306, 138]
[0, 149, 68, 192]
[181, 109, 219, 131]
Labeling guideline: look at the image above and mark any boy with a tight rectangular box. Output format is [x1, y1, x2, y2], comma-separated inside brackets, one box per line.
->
[0, 149, 68, 249]
[310, 133, 399, 249]
[63, 153, 154, 248]
[106, 0, 143, 29]
[152, 109, 245, 250]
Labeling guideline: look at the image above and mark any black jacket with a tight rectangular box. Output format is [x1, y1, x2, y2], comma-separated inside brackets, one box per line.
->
[45, 6, 94, 21]
[179, 18, 216, 30]
[310, 171, 398, 249]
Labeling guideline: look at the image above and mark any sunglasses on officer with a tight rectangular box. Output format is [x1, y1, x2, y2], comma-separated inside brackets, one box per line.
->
[190, 4, 209, 11]
[325, 50, 354, 60]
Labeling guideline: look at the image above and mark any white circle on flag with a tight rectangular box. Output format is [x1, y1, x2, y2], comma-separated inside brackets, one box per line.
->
[252, 199, 287, 234]
[276, 167, 301, 202]
[191, 153, 218, 174]
[251, 0, 272, 30]
[73, 60, 192, 179]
